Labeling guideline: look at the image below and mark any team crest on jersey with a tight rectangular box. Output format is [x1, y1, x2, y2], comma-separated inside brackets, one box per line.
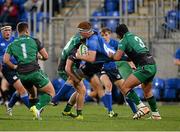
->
[101, 71, 106, 74]
[13, 75, 18, 80]
[116, 74, 121, 79]
[0, 43, 5, 46]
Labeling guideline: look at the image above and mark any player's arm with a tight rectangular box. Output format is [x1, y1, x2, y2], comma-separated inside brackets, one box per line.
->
[109, 49, 124, 61]
[109, 40, 126, 61]
[65, 56, 81, 83]
[3, 53, 17, 69]
[34, 38, 48, 60]
[76, 38, 98, 62]
[76, 50, 96, 62]
[128, 61, 136, 70]
[174, 58, 180, 66]
[38, 48, 48, 60]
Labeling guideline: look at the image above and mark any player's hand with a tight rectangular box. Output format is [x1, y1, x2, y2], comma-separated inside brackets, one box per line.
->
[108, 52, 114, 59]
[75, 49, 81, 59]
[128, 61, 136, 70]
[37, 54, 45, 60]
[13, 65, 18, 70]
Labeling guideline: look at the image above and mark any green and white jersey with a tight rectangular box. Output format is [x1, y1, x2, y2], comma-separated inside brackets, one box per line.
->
[6, 35, 44, 73]
[61, 33, 82, 61]
[118, 32, 155, 66]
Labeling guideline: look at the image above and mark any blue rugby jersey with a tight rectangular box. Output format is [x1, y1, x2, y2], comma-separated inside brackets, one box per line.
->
[85, 31, 115, 64]
[103, 38, 118, 70]
[175, 48, 180, 59]
[0, 36, 17, 65]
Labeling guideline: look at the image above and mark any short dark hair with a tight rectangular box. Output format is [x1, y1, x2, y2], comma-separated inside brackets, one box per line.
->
[115, 24, 129, 37]
[17, 22, 28, 33]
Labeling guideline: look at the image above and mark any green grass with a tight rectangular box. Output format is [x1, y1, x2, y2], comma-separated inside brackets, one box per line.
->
[0, 103, 180, 131]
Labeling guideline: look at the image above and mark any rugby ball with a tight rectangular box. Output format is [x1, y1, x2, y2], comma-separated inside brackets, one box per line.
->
[79, 44, 88, 55]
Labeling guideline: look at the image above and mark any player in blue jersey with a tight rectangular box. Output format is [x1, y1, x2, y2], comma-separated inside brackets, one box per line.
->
[174, 48, 180, 77]
[62, 21, 116, 120]
[0, 25, 30, 116]
[0, 25, 15, 104]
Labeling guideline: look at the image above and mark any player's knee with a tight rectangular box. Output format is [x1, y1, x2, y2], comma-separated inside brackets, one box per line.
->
[144, 90, 153, 98]
[104, 82, 112, 91]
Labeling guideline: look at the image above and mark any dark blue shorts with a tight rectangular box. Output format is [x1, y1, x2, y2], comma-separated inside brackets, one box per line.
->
[2, 66, 19, 85]
[98, 68, 122, 83]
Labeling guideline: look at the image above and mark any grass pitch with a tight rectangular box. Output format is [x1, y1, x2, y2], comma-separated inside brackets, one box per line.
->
[0, 102, 180, 131]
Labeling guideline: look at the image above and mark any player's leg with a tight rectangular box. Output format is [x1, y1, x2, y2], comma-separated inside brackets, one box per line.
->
[114, 79, 137, 114]
[85, 90, 98, 102]
[89, 75, 107, 106]
[73, 80, 86, 120]
[12, 79, 30, 108]
[99, 73, 118, 117]
[62, 91, 78, 117]
[27, 86, 38, 108]
[52, 77, 75, 105]
[1, 78, 10, 104]
[141, 82, 161, 120]
[2, 68, 30, 115]
[29, 70, 55, 120]
[120, 74, 150, 119]
[63, 80, 86, 120]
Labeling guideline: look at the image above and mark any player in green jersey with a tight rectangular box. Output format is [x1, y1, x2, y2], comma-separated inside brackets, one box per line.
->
[57, 33, 84, 80]
[110, 24, 161, 120]
[3, 22, 55, 120]
[54, 33, 107, 119]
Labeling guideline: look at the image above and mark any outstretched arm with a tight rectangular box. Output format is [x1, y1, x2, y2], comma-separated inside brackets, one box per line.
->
[109, 49, 124, 61]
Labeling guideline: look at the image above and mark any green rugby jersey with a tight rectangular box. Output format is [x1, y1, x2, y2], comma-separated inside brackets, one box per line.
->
[118, 32, 154, 66]
[6, 35, 44, 73]
[61, 33, 82, 61]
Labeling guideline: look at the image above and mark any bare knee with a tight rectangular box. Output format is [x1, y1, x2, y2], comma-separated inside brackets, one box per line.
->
[41, 82, 55, 97]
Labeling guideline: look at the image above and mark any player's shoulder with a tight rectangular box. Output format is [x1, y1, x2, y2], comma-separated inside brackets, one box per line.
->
[110, 38, 119, 44]
[175, 48, 180, 54]
[31, 37, 41, 44]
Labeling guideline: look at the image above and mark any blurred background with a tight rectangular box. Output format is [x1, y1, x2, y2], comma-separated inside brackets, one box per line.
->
[0, 0, 179, 103]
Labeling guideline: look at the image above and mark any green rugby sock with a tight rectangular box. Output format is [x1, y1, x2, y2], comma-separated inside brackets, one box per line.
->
[147, 96, 158, 112]
[64, 103, 73, 112]
[126, 90, 141, 105]
[36, 93, 52, 110]
[77, 110, 82, 116]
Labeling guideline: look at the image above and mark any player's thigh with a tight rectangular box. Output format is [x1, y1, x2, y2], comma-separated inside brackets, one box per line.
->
[2, 68, 18, 87]
[31, 70, 50, 89]
[133, 64, 156, 83]
[100, 73, 112, 90]
[90, 75, 102, 91]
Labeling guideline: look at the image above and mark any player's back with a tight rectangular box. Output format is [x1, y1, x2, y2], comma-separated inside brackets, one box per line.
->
[122, 32, 149, 55]
[61, 33, 82, 60]
[8, 35, 38, 65]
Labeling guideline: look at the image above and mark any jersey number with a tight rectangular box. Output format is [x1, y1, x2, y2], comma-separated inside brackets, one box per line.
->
[134, 36, 145, 48]
[21, 43, 27, 58]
